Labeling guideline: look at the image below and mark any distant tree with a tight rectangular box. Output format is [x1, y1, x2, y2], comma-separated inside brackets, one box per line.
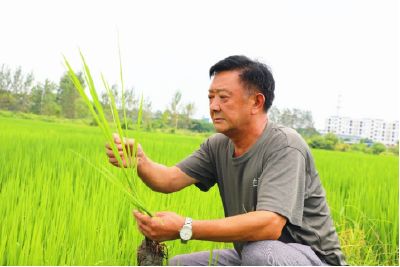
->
[59, 72, 85, 119]
[301, 110, 315, 128]
[100, 85, 138, 122]
[325, 132, 339, 147]
[143, 97, 152, 131]
[183, 102, 197, 129]
[0, 65, 34, 112]
[307, 136, 327, 149]
[162, 109, 170, 128]
[155, 110, 163, 120]
[10, 67, 34, 112]
[389, 142, 399, 155]
[325, 140, 335, 150]
[372, 142, 386, 155]
[30, 79, 59, 116]
[280, 108, 295, 128]
[364, 138, 373, 143]
[0, 64, 12, 92]
[169, 90, 182, 131]
[268, 105, 281, 123]
[189, 119, 216, 133]
[75, 97, 90, 118]
[296, 128, 320, 140]
[124, 86, 139, 120]
[334, 142, 350, 152]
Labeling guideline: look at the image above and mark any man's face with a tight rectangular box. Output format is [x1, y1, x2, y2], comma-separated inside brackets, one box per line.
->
[208, 70, 253, 136]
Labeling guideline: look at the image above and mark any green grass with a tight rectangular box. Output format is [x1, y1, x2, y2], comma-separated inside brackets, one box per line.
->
[0, 117, 398, 265]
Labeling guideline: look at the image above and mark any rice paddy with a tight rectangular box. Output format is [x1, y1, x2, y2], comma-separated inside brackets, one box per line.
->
[0, 117, 398, 265]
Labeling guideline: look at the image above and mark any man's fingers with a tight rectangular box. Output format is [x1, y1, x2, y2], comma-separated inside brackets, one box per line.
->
[112, 133, 121, 144]
[154, 212, 166, 218]
[105, 142, 111, 149]
[106, 150, 124, 157]
[133, 210, 152, 223]
[109, 157, 119, 164]
[106, 143, 124, 150]
[137, 220, 151, 232]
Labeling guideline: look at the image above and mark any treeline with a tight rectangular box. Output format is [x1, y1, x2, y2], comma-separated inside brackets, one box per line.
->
[0, 64, 215, 133]
[307, 133, 399, 156]
[269, 105, 320, 139]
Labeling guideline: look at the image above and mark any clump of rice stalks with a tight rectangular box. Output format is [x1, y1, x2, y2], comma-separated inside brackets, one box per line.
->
[62, 36, 167, 265]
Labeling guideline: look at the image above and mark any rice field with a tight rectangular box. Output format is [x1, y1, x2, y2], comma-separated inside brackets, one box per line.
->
[0, 117, 398, 266]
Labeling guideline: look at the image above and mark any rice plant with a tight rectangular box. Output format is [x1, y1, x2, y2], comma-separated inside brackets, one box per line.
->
[62, 42, 155, 218]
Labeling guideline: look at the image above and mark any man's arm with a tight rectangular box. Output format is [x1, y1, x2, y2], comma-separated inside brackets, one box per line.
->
[133, 210, 287, 243]
[192, 210, 286, 242]
[105, 134, 199, 193]
[137, 158, 199, 193]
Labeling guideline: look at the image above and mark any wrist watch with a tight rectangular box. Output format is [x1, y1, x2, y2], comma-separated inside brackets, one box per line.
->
[179, 217, 193, 244]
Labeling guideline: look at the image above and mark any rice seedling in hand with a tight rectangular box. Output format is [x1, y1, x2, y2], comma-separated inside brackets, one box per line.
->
[62, 49, 156, 218]
[62, 46, 168, 265]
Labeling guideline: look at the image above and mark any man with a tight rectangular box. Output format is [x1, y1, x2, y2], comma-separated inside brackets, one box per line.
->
[105, 56, 347, 266]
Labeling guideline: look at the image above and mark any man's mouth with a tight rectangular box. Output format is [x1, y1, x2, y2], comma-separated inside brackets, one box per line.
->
[214, 118, 225, 122]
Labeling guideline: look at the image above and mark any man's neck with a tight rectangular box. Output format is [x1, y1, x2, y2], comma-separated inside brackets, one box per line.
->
[230, 115, 268, 158]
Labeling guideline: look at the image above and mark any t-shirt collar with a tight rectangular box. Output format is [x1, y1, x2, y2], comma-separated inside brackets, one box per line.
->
[229, 120, 274, 165]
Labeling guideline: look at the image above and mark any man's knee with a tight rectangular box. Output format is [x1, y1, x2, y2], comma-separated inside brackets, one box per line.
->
[242, 240, 284, 266]
[168, 254, 185, 266]
[168, 255, 190, 266]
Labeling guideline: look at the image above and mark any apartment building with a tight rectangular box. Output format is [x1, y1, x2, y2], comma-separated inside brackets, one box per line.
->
[324, 116, 399, 146]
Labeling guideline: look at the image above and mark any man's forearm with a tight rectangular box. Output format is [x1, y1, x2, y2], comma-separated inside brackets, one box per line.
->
[191, 211, 286, 242]
[137, 154, 176, 193]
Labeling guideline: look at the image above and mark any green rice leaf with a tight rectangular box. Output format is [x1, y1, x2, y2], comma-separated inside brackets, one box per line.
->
[62, 46, 155, 218]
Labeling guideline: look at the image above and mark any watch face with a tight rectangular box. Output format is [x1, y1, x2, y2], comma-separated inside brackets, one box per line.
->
[180, 226, 193, 241]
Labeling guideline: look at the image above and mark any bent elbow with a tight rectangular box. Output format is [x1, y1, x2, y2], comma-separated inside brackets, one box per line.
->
[270, 229, 283, 240]
[253, 213, 285, 241]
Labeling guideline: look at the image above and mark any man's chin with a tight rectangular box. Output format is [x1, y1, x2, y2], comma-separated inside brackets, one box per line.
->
[213, 124, 227, 134]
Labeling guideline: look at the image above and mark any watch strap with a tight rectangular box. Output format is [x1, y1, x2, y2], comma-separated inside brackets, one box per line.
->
[184, 217, 193, 228]
[180, 217, 193, 244]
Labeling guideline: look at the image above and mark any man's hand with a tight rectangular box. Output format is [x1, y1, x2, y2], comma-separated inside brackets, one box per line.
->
[105, 133, 144, 168]
[133, 210, 185, 242]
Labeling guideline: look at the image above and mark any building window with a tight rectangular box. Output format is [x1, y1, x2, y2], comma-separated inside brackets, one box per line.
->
[394, 124, 396, 130]
[360, 129, 362, 134]
[360, 122, 363, 127]
[350, 121, 353, 126]
[328, 127, 330, 131]
[383, 123, 386, 129]
[328, 119, 331, 124]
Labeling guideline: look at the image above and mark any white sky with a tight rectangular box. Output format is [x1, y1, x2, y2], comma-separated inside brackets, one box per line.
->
[0, 0, 398, 130]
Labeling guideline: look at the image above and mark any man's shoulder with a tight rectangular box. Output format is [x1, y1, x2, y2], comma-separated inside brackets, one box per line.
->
[267, 122, 308, 156]
[202, 133, 230, 151]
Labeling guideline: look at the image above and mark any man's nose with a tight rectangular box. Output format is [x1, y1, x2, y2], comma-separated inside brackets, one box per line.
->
[209, 98, 221, 112]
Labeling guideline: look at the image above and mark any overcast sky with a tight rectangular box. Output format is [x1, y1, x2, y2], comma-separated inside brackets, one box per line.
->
[1, 0, 398, 130]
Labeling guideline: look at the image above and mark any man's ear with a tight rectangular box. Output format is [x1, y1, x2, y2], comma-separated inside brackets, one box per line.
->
[251, 93, 265, 115]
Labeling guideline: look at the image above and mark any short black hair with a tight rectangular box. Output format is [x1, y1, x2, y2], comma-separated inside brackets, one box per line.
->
[209, 55, 275, 112]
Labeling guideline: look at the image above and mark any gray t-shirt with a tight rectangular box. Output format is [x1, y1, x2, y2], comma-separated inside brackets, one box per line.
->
[176, 120, 347, 266]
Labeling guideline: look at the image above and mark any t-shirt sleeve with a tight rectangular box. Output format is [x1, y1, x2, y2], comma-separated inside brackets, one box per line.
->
[256, 146, 306, 227]
[175, 139, 217, 192]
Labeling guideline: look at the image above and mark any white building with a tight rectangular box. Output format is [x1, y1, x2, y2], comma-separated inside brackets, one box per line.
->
[323, 116, 399, 147]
